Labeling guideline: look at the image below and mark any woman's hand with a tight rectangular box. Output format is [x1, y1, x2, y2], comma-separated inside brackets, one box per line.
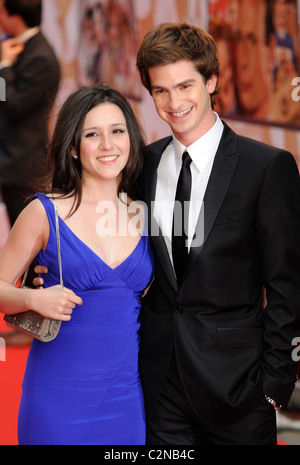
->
[27, 285, 83, 321]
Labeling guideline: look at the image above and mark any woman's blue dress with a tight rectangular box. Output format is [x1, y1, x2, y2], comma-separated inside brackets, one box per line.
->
[18, 194, 154, 445]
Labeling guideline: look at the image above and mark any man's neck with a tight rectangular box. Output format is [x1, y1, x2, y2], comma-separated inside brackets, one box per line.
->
[9, 21, 27, 37]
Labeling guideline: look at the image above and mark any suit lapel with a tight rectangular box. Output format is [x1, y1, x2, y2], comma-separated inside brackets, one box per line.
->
[146, 124, 239, 289]
[186, 123, 239, 277]
[145, 137, 178, 291]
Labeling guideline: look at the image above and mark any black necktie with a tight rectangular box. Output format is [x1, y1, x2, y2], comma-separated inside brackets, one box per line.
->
[172, 151, 192, 283]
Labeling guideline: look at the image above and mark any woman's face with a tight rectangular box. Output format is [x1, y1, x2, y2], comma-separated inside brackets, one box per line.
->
[79, 102, 130, 186]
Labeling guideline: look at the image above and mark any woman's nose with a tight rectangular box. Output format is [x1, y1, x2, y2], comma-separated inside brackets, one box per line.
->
[99, 133, 113, 150]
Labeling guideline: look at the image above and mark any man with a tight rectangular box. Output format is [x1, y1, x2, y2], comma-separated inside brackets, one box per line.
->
[135, 22, 300, 445]
[0, 0, 60, 345]
[0, 0, 60, 225]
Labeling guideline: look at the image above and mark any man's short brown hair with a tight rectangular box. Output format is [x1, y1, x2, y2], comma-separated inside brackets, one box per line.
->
[4, 0, 42, 27]
[136, 22, 220, 99]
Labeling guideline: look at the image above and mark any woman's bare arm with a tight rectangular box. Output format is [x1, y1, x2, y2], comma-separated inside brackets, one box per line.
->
[0, 199, 82, 320]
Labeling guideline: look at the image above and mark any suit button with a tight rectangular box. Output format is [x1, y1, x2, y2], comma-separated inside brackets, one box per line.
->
[175, 306, 184, 315]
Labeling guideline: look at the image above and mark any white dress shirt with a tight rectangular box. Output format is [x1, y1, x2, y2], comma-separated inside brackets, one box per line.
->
[153, 112, 224, 262]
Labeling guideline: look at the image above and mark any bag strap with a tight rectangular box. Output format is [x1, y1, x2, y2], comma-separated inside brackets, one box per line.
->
[50, 195, 64, 290]
[21, 194, 64, 290]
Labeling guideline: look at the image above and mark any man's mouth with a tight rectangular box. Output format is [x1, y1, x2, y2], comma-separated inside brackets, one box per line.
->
[170, 106, 194, 118]
[239, 81, 252, 93]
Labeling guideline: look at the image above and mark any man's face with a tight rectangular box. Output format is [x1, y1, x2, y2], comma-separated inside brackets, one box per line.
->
[236, 0, 271, 118]
[0, 0, 13, 35]
[148, 59, 217, 147]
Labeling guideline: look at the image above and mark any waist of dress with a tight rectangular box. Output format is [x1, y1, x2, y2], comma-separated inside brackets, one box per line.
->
[42, 283, 142, 326]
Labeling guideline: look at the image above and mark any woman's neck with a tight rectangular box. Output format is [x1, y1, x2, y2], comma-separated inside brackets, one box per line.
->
[81, 178, 120, 206]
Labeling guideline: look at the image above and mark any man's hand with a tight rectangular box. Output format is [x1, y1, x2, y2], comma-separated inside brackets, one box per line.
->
[33, 265, 48, 289]
[1, 38, 24, 65]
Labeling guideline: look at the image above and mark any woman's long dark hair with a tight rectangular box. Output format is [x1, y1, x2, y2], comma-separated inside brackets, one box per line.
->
[37, 85, 145, 216]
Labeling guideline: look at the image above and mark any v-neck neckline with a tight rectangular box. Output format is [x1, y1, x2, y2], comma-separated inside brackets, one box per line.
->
[58, 215, 144, 271]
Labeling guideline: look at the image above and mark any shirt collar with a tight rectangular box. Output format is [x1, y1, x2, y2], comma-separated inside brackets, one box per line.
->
[15, 26, 40, 43]
[173, 112, 224, 173]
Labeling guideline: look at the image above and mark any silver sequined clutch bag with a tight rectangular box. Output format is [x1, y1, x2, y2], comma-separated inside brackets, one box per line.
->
[4, 196, 63, 343]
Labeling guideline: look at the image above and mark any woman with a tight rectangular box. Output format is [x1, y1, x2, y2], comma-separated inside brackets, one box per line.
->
[0, 85, 154, 445]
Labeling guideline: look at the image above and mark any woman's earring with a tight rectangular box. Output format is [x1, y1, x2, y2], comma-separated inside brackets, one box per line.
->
[71, 149, 78, 159]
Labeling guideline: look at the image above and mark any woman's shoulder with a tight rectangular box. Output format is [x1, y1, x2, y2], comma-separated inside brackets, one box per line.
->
[33, 192, 76, 220]
[7, 196, 50, 252]
[22, 195, 49, 217]
[51, 195, 76, 220]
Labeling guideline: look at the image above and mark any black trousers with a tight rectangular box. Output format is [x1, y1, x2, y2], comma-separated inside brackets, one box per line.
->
[1, 185, 38, 286]
[146, 354, 277, 445]
[1, 184, 33, 226]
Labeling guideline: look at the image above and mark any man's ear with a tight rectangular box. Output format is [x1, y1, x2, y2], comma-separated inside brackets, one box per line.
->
[206, 74, 218, 95]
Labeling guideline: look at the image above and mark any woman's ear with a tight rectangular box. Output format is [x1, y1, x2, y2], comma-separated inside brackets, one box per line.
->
[71, 149, 78, 159]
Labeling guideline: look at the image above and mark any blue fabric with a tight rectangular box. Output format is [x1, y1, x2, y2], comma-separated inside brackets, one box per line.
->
[18, 194, 154, 445]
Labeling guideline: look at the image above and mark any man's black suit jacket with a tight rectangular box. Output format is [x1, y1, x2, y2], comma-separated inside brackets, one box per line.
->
[138, 122, 300, 426]
[0, 32, 60, 188]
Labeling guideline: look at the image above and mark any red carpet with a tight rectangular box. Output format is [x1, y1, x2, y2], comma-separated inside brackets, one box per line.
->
[0, 315, 30, 445]
[0, 314, 289, 445]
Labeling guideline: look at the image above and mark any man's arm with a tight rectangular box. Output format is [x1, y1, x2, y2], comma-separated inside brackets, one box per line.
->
[258, 150, 300, 407]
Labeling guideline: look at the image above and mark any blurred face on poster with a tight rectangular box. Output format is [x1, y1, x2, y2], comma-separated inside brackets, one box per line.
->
[215, 38, 235, 115]
[78, 0, 140, 101]
[235, 0, 273, 119]
[0, 0, 11, 36]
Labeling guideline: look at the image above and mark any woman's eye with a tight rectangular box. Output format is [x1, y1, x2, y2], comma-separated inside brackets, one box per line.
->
[84, 132, 98, 138]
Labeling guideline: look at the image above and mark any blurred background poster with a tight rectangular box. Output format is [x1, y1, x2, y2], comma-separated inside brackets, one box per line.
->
[209, 0, 300, 128]
[33, 0, 300, 160]
[78, 0, 141, 100]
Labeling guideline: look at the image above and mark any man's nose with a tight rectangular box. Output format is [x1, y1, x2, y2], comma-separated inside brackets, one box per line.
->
[168, 91, 182, 110]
